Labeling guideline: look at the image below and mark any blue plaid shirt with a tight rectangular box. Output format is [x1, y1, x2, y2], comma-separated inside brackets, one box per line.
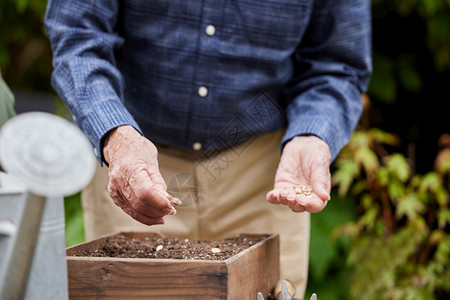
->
[45, 0, 371, 164]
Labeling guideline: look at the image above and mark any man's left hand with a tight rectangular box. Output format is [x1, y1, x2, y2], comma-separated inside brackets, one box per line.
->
[266, 135, 331, 213]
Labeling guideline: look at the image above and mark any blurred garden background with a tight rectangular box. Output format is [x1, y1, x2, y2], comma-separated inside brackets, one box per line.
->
[1, 0, 449, 299]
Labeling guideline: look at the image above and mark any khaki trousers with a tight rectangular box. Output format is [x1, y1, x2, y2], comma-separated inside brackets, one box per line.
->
[81, 131, 310, 297]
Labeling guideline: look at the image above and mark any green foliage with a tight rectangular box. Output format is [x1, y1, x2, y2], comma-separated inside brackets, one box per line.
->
[307, 193, 356, 300]
[374, 0, 450, 71]
[0, 0, 51, 90]
[368, 52, 399, 104]
[64, 192, 85, 247]
[333, 129, 450, 300]
[369, 0, 450, 104]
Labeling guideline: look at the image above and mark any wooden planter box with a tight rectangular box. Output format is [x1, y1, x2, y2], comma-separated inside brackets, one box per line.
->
[66, 232, 279, 299]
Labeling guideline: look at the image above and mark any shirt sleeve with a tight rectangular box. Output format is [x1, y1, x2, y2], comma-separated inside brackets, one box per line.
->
[281, 0, 372, 161]
[44, 0, 142, 164]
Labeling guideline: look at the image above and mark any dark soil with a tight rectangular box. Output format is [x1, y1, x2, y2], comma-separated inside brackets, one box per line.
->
[72, 233, 269, 261]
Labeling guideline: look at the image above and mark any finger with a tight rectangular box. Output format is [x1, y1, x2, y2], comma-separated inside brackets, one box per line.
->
[278, 189, 291, 206]
[160, 189, 182, 207]
[267, 189, 306, 212]
[121, 202, 167, 225]
[300, 195, 328, 213]
[266, 190, 280, 204]
[268, 188, 298, 207]
[108, 184, 166, 225]
[286, 192, 297, 205]
[286, 199, 306, 213]
[146, 168, 182, 206]
[109, 171, 173, 220]
[283, 191, 306, 212]
[123, 206, 166, 225]
[310, 162, 331, 202]
[129, 170, 174, 214]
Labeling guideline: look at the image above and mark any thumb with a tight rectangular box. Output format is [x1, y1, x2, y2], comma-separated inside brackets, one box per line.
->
[147, 170, 182, 207]
[146, 162, 167, 191]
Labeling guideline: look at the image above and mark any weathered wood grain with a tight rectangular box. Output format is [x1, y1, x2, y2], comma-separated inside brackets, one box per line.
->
[66, 232, 279, 299]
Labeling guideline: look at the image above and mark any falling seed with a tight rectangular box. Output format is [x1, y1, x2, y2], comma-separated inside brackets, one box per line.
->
[156, 245, 164, 251]
[211, 247, 221, 253]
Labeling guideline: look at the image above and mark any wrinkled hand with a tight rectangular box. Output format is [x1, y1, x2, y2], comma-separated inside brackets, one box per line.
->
[103, 125, 181, 225]
[266, 135, 331, 213]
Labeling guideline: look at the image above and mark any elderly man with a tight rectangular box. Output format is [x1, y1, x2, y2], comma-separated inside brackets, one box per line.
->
[45, 0, 372, 296]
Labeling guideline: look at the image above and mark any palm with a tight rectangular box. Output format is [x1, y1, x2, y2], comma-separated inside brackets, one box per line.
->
[266, 135, 331, 213]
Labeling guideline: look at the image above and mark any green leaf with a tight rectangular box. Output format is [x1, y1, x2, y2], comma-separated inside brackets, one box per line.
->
[387, 153, 411, 182]
[419, 172, 441, 192]
[332, 159, 360, 196]
[355, 147, 379, 173]
[396, 193, 425, 220]
[358, 205, 379, 230]
[429, 229, 445, 244]
[435, 186, 449, 208]
[376, 167, 390, 186]
[434, 236, 450, 265]
[388, 179, 406, 201]
[361, 193, 375, 210]
[369, 128, 400, 146]
[15, 0, 29, 13]
[350, 180, 367, 196]
[437, 209, 450, 228]
[348, 226, 422, 300]
[350, 131, 371, 149]
[419, 0, 441, 16]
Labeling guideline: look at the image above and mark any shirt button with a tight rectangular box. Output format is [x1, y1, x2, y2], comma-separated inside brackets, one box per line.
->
[192, 142, 202, 151]
[205, 25, 216, 36]
[93, 147, 98, 157]
[198, 86, 208, 97]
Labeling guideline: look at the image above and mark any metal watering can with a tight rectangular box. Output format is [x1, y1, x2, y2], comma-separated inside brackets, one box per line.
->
[0, 112, 95, 300]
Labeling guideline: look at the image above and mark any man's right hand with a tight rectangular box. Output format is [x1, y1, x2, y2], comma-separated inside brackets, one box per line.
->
[103, 125, 181, 225]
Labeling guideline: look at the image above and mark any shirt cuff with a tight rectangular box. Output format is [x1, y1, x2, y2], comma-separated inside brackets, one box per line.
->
[281, 116, 341, 162]
[79, 100, 142, 166]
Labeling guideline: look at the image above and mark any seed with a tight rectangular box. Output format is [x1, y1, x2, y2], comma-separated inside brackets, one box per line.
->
[156, 245, 164, 251]
[294, 184, 312, 195]
[211, 247, 221, 253]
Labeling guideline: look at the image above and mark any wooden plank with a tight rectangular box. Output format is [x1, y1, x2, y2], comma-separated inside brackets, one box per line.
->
[67, 258, 228, 299]
[227, 234, 279, 299]
[67, 232, 279, 299]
